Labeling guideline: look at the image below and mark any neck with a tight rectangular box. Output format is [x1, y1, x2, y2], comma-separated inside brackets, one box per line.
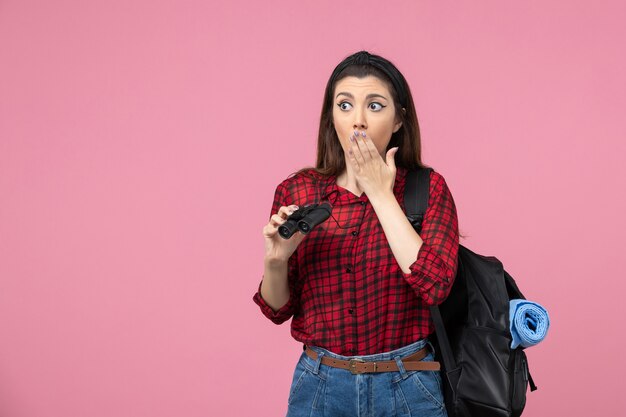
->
[336, 161, 362, 192]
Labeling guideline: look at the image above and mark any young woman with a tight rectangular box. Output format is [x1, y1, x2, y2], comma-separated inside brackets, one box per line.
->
[254, 50, 459, 417]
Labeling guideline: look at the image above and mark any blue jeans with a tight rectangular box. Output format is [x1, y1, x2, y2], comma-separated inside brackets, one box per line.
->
[286, 338, 448, 417]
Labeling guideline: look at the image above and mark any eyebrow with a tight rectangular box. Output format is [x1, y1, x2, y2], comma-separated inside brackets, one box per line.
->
[335, 92, 389, 101]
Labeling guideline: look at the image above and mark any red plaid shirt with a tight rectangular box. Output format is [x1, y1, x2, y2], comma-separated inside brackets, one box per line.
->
[253, 166, 459, 356]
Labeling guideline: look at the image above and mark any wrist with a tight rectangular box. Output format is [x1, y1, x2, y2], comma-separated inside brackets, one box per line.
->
[368, 188, 396, 206]
[264, 255, 289, 266]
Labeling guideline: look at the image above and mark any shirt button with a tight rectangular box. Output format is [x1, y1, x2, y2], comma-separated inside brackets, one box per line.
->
[345, 267, 352, 273]
[351, 230, 358, 236]
[360, 201, 366, 206]
[348, 309, 354, 314]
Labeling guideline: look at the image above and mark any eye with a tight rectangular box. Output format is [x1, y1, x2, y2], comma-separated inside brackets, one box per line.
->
[369, 102, 385, 111]
[337, 101, 352, 111]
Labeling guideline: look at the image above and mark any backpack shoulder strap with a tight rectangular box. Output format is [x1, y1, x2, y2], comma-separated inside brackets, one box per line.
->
[404, 167, 431, 233]
[405, 168, 458, 375]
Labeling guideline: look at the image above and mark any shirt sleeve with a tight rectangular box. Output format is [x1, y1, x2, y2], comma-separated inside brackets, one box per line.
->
[252, 181, 301, 324]
[402, 171, 459, 306]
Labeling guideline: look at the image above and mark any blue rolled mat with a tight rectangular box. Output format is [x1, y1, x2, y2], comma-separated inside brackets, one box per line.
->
[509, 299, 550, 349]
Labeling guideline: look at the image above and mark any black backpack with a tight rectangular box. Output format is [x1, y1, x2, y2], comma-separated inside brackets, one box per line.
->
[404, 167, 538, 417]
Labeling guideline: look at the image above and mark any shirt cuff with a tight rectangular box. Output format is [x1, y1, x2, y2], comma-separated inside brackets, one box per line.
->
[252, 279, 295, 324]
[401, 242, 455, 305]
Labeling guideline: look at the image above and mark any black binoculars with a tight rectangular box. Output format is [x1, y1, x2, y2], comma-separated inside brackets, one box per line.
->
[278, 202, 332, 239]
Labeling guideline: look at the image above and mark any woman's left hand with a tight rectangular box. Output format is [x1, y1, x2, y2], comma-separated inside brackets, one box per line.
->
[347, 130, 399, 199]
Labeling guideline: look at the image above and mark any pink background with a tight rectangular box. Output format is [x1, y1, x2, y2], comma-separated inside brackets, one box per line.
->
[1, 0, 624, 416]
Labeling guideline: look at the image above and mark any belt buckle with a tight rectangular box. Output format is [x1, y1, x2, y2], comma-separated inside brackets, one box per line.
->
[349, 358, 366, 375]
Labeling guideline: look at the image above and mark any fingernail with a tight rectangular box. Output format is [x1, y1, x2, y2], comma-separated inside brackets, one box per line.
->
[353, 130, 359, 136]
[361, 131, 366, 137]
[350, 135, 355, 142]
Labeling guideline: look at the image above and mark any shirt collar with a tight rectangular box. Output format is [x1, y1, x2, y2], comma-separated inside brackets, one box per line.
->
[321, 166, 408, 206]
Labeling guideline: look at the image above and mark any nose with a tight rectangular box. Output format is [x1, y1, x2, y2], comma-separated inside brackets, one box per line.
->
[353, 106, 367, 131]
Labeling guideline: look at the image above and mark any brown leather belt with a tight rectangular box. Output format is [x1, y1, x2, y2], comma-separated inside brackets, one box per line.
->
[304, 346, 440, 374]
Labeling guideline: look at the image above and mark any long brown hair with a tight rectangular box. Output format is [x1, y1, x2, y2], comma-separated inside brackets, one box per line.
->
[291, 50, 432, 180]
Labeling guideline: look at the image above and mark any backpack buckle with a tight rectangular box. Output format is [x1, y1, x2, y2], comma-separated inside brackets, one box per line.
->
[407, 214, 423, 231]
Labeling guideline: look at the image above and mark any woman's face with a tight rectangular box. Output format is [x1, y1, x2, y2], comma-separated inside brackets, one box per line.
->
[332, 75, 403, 159]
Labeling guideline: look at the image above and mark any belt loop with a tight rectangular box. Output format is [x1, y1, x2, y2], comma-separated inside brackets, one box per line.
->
[426, 340, 435, 356]
[312, 350, 324, 375]
[394, 355, 408, 380]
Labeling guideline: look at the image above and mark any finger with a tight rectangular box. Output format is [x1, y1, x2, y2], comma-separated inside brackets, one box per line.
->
[349, 134, 365, 167]
[362, 133, 379, 161]
[265, 205, 299, 237]
[386, 147, 399, 169]
[347, 135, 359, 168]
[269, 213, 288, 227]
[348, 140, 362, 169]
[263, 223, 277, 237]
[347, 148, 359, 170]
[355, 131, 375, 162]
[278, 205, 299, 219]
[271, 204, 300, 225]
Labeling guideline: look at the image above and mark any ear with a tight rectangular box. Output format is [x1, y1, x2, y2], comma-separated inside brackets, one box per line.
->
[393, 108, 406, 133]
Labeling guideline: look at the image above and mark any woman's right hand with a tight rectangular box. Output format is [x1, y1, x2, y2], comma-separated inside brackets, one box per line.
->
[263, 205, 306, 262]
